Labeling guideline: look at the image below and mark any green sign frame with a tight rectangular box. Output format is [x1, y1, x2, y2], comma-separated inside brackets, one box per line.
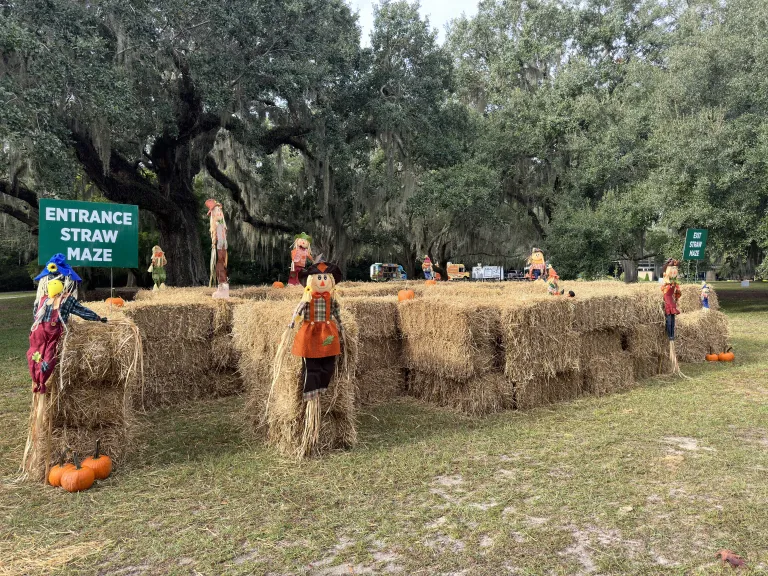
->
[38, 199, 139, 268]
[683, 228, 708, 261]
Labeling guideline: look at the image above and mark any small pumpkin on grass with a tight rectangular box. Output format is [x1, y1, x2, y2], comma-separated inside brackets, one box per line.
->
[60, 452, 95, 493]
[48, 449, 75, 487]
[272, 281, 285, 289]
[81, 439, 112, 480]
[718, 347, 735, 362]
[705, 348, 719, 362]
[398, 288, 415, 301]
[105, 296, 125, 307]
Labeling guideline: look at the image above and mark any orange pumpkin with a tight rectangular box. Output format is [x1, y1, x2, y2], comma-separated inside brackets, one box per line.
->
[60, 452, 95, 493]
[272, 281, 285, 289]
[398, 289, 415, 301]
[425, 280, 437, 286]
[81, 439, 112, 480]
[718, 348, 735, 362]
[48, 449, 75, 487]
[705, 352, 719, 362]
[105, 297, 125, 307]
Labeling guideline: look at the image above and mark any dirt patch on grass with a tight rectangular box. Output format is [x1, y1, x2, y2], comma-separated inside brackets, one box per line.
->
[662, 436, 715, 452]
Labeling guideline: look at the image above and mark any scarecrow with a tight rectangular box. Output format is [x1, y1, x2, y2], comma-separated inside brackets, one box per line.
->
[147, 245, 167, 291]
[28, 279, 106, 394]
[288, 233, 313, 286]
[527, 248, 546, 280]
[205, 199, 229, 299]
[33, 253, 81, 315]
[283, 260, 345, 455]
[422, 256, 434, 280]
[700, 281, 711, 311]
[662, 258, 683, 372]
[546, 264, 564, 295]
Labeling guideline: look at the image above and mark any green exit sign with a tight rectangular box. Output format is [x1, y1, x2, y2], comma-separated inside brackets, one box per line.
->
[683, 228, 708, 261]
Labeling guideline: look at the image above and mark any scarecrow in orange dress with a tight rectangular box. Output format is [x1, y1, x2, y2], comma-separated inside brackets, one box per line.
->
[662, 258, 683, 372]
[205, 199, 229, 299]
[284, 260, 345, 455]
[288, 233, 313, 286]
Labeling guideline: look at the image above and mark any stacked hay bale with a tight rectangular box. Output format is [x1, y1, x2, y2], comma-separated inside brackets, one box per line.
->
[340, 296, 405, 406]
[399, 297, 511, 416]
[232, 298, 359, 458]
[122, 295, 243, 409]
[676, 310, 730, 362]
[21, 312, 141, 482]
[501, 297, 582, 409]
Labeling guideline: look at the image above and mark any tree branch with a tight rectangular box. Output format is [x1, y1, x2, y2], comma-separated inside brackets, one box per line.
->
[0, 178, 38, 209]
[204, 155, 294, 234]
[0, 199, 38, 233]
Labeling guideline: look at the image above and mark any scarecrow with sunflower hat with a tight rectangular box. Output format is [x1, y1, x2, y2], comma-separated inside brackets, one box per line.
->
[288, 232, 313, 286]
[28, 257, 106, 394]
[205, 198, 229, 299]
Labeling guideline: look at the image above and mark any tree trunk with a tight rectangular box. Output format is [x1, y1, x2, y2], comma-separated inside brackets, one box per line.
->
[621, 259, 638, 283]
[155, 192, 207, 286]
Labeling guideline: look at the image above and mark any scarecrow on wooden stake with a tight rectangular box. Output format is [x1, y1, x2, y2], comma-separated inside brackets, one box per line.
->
[700, 281, 711, 311]
[147, 245, 167, 291]
[422, 255, 434, 280]
[662, 258, 683, 373]
[288, 233, 313, 286]
[205, 199, 229, 299]
[527, 248, 546, 280]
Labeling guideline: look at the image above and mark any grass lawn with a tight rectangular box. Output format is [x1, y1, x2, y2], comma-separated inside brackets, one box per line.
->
[1, 283, 766, 575]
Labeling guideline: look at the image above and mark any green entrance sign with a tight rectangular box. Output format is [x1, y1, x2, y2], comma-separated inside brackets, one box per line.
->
[38, 199, 139, 268]
[683, 228, 708, 261]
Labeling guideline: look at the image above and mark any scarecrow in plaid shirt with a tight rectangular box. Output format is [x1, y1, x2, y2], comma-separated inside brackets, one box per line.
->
[27, 278, 106, 394]
[289, 261, 344, 399]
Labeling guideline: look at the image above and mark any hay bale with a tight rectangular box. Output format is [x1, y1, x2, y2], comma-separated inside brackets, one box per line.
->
[502, 298, 579, 382]
[355, 338, 405, 406]
[678, 284, 719, 313]
[339, 296, 400, 340]
[676, 310, 729, 363]
[231, 286, 269, 300]
[399, 299, 501, 380]
[515, 370, 582, 410]
[570, 295, 637, 332]
[406, 371, 513, 416]
[232, 298, 359, 457]
[626, 324, 667, 379]
[20, 316, 141, 482]
[582, 351, 635, 396]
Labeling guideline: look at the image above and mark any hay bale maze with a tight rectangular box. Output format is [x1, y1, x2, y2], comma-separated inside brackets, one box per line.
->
[21, 281, 729, 477]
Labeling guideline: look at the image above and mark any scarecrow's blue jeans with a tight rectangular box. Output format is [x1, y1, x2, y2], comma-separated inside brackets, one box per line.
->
[665, 314, 676, 341]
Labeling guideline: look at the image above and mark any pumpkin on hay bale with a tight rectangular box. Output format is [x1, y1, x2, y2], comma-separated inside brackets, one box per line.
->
[232, 299, 359, 458]
[272, 281, 285, 289]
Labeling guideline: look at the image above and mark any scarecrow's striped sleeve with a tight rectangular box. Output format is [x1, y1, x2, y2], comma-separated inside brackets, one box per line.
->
[62, 298, 102, 323]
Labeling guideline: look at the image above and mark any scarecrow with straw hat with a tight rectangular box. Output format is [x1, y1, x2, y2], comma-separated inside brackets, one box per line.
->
[147, 245, 167, 291]
[205, 199, 229, 299]
[527, 247, 546, 280]
[700, 280, 711, 311]
[662, 258, 683, 373]
[288, 232, 313, 286]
